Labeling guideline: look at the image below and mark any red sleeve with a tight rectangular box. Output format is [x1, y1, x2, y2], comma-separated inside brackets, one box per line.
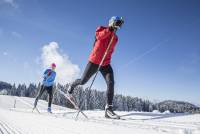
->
[95, 26, 111, 40]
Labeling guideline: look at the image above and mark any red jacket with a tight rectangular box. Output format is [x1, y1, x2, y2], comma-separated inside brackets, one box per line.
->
[89, 26, 118, 66]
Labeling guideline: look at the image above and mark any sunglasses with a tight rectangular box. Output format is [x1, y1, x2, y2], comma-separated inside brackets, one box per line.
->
[115, 19, 124, 27]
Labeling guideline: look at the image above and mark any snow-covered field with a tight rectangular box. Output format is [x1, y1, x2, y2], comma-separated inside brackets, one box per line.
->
[0, 95, 200, 134]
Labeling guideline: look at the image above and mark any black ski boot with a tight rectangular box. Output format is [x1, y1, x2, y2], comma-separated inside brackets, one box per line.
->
[67, 84, 75, 95]
[67, 85, 74, 99]
[105, 105, 120, 119]
[47, 107, 52, 113]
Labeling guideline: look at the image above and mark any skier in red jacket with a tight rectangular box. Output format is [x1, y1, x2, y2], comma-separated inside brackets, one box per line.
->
[68, 16, 124, 119]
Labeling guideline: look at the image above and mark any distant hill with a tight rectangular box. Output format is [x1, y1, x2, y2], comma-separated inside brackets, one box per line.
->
[157, 100, 200, 113]
[0, 81, 12, 90]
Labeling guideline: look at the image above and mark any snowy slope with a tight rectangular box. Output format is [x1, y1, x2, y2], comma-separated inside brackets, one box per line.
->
[0, 95, 200, 134]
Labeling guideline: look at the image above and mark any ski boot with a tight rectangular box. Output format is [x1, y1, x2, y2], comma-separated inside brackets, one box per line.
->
[67, 85, 75, 100]
[105, 105, 120, 119]
[47, 107, 52, 113]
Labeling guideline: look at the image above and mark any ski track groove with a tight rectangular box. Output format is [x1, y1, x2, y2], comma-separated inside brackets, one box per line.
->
[15, 97, 45, 109]
[7, 108, 82, 134]
[0, 121, 11, 134]
[0, 128, 4, 134]
[2, 109, 80, 134]
[4, 97, 200, 134]
[70, 116, 198, 134]
[9, 107, 199, 134]
[0, 120, 22, 134]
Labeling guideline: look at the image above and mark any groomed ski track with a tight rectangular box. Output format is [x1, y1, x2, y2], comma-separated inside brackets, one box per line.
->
[0, 95, 200, 134]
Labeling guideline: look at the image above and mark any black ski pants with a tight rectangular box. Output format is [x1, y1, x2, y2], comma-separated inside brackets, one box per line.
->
[35, 85, 53, 108]
[69, 61, 114, 105]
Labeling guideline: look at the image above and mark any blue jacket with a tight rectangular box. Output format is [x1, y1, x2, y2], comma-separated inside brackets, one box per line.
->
[42, 69, 56, 87]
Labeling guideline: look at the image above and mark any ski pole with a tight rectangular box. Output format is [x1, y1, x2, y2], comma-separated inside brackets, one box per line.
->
[57, 89, 88, 119]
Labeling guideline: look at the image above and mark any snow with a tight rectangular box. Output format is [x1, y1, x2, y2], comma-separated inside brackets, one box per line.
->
[0, 95, 200, 134]
[163, 110, 171, 114]
[152, 110, 161, 114]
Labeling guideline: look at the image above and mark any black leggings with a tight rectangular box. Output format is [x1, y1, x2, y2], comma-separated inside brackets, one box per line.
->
[69, 62, 114, 105]
[35, 85, 53, 107]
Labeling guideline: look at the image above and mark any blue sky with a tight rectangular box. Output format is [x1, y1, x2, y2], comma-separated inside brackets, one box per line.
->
[0, 0, 200, 104]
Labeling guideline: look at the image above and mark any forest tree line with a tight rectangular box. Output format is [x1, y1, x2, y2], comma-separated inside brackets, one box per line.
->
[0, 81, 199, 113]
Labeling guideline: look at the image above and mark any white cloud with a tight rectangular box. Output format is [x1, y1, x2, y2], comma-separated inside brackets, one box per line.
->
[40, 42, 80, 84]
[2, 0, 18, 8]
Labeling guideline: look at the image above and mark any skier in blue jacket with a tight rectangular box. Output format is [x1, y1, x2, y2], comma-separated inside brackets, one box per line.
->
[34, 63, 57, 113]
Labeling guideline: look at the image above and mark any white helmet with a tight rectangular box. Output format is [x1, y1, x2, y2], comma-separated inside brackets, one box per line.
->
[109, 16, 124, 29]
